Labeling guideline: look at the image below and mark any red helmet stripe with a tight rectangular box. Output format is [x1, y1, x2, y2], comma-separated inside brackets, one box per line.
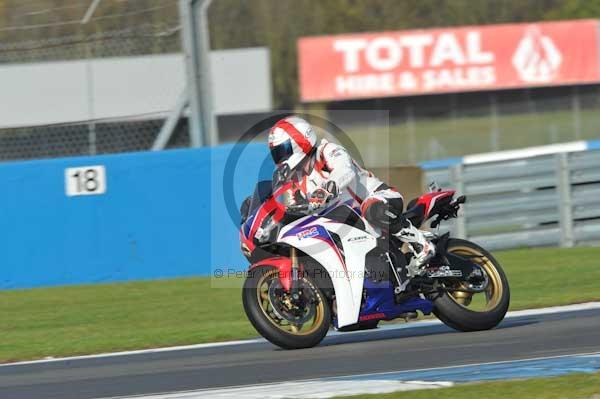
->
[276, 120, 313, 154]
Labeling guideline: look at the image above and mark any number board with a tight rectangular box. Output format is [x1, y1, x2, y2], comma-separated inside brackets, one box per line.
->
[65, 166, 107, 196]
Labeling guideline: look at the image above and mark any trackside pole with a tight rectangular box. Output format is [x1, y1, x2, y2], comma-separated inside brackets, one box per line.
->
[178, 0, 217, 148]
[556, 153, 575, 247]
[153, 90, 189, 150]
[451, 164, 467, 239]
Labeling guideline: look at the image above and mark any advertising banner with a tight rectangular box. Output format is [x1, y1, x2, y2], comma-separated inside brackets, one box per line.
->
[298, 20, 600, 101]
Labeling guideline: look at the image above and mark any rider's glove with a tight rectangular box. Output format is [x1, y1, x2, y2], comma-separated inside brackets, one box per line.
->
[308, 188, 330, 211]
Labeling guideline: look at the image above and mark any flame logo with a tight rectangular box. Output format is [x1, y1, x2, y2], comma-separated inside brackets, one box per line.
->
[512, 26, 562, 83]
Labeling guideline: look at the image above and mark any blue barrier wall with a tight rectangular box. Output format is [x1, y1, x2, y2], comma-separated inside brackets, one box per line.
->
[1, 144, 273, 289]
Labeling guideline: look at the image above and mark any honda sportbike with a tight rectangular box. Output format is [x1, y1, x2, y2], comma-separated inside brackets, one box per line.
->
[240, 178, 510, 349]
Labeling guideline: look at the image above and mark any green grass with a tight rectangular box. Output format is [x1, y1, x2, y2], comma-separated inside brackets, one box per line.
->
[342, 108, 600, 166]
[333, 373, 600, 399]
[495, 246, 600, 309]
[0, 246, 600, 363]
[0, 278, 255, 363]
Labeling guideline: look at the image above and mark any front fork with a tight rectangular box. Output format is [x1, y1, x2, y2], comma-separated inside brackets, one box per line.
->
[290, 246, 300, 299]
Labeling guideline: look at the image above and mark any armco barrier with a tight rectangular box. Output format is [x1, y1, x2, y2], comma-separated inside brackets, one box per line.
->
[419, 139, 600, 170]
[423, 143, 600, 251]
[0, 143, 273, 289]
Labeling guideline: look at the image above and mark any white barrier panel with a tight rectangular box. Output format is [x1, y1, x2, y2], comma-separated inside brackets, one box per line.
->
[463, 141, 588, 165]
[0, 48, 271, 128]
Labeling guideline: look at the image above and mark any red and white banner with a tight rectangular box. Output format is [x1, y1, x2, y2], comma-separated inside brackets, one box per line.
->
[298, 20, 600, 101]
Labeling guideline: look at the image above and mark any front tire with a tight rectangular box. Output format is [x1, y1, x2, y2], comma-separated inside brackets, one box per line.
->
[432, 238, 510, 332]
[242, 265, 331, 349]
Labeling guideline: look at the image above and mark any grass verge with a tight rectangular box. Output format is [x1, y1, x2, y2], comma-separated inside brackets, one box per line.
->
[333, 373, 600, 399]
[344, 108, 600, 166]
[1, 246, 599, 362]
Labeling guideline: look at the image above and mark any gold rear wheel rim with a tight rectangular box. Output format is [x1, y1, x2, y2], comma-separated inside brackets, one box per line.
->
[256, 269, 325, 336]
[447, 246, 503, 312]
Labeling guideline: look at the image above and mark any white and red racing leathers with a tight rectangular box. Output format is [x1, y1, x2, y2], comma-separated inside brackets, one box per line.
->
[296, 139, 435, 266]
[298, 139, 403, 227]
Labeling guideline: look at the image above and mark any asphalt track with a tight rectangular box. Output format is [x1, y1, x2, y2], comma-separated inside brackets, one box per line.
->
[1, 306, 599, 399]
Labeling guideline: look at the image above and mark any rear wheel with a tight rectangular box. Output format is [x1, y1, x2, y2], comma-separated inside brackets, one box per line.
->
[242, 265, 331, 349]
[432, 238, 510, 332]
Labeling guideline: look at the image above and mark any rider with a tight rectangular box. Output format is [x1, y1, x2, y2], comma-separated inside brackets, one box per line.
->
[268, 115, 435, 267]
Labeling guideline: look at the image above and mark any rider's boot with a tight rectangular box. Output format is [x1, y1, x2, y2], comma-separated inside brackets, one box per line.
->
[393, 221, 436, 267]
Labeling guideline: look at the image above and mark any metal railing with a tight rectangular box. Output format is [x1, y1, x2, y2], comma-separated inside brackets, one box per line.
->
[425, 149, 600, 250]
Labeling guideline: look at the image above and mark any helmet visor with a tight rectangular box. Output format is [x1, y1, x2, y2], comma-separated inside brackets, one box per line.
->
[270, 140, 294, 165]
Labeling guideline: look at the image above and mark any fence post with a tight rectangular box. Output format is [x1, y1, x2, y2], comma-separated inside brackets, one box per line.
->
[450, 163, 467, 239]
[179, 0, 203, 147]
[179, 0, 216, 147]
[153, 89, 189, 151]
[572, 86, 581, 140]
[556, 152, 575, 247]
[489, 94, 500, 152]
[406, 106, 417, 164]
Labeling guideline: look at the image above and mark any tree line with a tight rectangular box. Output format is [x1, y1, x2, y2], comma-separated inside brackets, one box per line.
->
[208, 0, 600, 107]
[1, 0, 599, 107]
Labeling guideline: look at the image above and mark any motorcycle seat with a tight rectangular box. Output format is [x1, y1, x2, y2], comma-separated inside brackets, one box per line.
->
[404, 198, 425, 228]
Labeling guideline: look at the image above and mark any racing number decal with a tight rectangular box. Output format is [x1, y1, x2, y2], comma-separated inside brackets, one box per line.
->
[73, 169, 98, 192]
[65, 165, 107, 196]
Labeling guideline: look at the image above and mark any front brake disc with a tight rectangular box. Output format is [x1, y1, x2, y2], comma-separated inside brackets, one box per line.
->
[268, 279, 315, 325]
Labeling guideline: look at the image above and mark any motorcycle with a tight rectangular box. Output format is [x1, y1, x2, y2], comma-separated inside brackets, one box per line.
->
[239, 176, 510, 350]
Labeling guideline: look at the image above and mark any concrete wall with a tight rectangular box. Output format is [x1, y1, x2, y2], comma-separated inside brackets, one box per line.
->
[0, 142, 430, 289]
[1, 143, 272, 289]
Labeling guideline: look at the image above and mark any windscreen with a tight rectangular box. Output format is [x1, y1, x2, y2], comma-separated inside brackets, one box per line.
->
[248, 180, 273, 215]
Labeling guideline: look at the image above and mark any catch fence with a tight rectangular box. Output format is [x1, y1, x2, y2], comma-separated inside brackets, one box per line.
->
[0, 0, 186, 161]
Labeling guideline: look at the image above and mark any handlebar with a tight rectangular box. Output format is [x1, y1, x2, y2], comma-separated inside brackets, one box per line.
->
[286, 198, 333, 215]
[454, 195, 467, 206]
[431, 195, 467, 228]
[286, 203, 311, 213]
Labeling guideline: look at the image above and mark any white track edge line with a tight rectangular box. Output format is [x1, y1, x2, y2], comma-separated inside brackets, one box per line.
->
[2, 301, 600, 368]
[317, 350, 600, 381]
[100, 350, 600, 399]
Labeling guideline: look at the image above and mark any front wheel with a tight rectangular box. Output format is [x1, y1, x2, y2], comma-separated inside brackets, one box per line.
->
[432, 238, 510, 332]
[242, 265, 331, 349]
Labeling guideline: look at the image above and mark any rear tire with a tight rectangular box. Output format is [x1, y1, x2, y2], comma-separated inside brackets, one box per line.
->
[242, 265, 331, 349]
[432, 239, 510, 332]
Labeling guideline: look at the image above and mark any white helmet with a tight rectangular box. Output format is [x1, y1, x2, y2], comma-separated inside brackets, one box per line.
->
[268, 116, 317, 170]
